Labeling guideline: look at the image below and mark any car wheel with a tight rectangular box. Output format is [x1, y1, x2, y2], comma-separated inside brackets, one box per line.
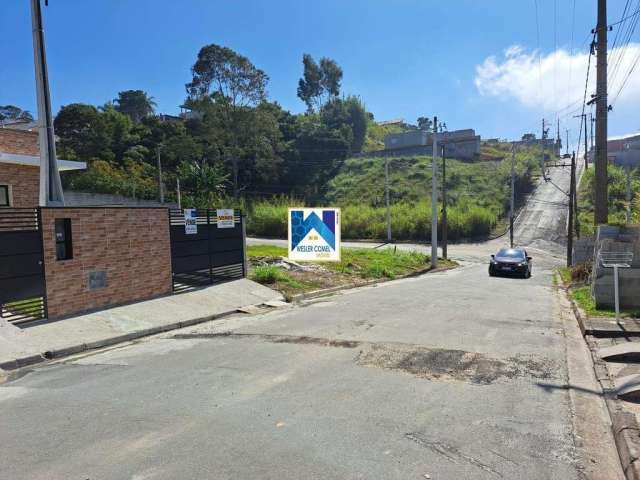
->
[489, 268, 495, 277]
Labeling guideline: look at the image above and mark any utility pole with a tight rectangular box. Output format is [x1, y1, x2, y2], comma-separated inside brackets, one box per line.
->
[156, 145, 164, 204]
[567, 152, 576, 267]
[441, 144, 448, 259]
[626, 166, 633, 224]
[584, 114, 589, 171]
[431, 116, 438, 269]
[510, 143, 516, 248]
[385, 156, 391, 243]
[31, 0, 64, 206]
[541, 118, 547, 180]
[565, 129, 570, 156]
[177, 178, 182, 210]
[590, 113, 595, 154]
[594, 0, 609, 224]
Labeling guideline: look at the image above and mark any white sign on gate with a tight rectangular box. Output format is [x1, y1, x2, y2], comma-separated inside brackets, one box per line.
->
[216, 209, 235, 229]
[184, 209, 197, 235]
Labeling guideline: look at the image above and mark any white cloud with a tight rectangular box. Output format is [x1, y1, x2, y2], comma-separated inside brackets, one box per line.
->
[475, 44, 640, 113]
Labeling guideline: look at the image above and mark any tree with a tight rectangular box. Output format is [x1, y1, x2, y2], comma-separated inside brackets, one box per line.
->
[296, 54, 343, 112]
[297, 54, 322, 113]
[417, 116, 433, 132]
[186, 44, 268, 107]
[0, 105, 33, 125]
[320, 97, 367, 154]
[113, 90, 156, 123]
[186, 44, 273, 197]
[178, 160, 229, 208]
[54, 104, 113, 161]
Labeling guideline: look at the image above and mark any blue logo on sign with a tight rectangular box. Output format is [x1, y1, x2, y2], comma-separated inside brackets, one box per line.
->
[291, 210, 336, 250]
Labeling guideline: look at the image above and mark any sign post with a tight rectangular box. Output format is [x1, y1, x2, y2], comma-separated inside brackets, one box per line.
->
[184, 209, 197, 235]
[599, 251, 634, 322]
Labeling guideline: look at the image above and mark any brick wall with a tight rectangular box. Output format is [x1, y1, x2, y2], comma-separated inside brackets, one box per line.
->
[0, 163, 39, 207]
[41, 207, 172, 319]
[0, 129, 39, 155]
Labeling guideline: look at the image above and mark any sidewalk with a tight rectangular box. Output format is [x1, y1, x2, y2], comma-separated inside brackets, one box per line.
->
[0, 278, 283, 371]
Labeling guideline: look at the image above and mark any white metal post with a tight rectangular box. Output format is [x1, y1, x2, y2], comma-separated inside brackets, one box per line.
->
[431, 119, 438, 269]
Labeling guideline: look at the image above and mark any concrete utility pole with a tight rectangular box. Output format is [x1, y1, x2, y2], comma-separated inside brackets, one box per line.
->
[31, 0, 64, 206]
[541, 118, 547, 180]
[567, 152, 576, 267]
[595, 0, 609, 224]
[584, 115, 589, 171]
[566, 129, 570, 156]
[510, 143, 516, 248]
[156, 145, 164, 204]
[431, 116, 438, 269]
[385, 156, 391, 242]
[176, 178, 182, 210]
[441, 144, 448, 259]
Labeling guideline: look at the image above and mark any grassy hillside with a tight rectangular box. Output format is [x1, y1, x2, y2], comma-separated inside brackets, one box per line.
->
[244, 143, 542, 241]
[578, 164, 640, 234]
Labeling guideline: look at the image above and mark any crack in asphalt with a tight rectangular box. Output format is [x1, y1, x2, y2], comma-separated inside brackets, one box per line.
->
[405, 432, 504, 477]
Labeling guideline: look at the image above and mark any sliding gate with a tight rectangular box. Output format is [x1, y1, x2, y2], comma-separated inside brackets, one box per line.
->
[168, 209, 246, 292]
[0, 208, 47, 323]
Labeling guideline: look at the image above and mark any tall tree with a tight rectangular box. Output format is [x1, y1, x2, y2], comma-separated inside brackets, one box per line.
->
[296, 54, 343, 112]
[114, 90, 156, 123]
[297, 54, 323, 113]
[186, 44, 268, 107]
[186, 44, 273, 197]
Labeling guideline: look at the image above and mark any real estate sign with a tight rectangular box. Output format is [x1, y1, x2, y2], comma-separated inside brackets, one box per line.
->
[216, 209, 235, 229]
[288, 208, 341, 262]
[184, 209, 197, 235]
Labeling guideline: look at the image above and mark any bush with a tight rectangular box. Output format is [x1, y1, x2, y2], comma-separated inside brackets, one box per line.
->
[251, 265, 284, 284]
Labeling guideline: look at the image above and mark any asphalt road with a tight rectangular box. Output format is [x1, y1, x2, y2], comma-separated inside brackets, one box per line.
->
[0, 163, 621, 479]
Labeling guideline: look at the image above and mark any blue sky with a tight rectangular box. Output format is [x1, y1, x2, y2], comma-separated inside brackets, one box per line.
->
[1, 1, 638, 151]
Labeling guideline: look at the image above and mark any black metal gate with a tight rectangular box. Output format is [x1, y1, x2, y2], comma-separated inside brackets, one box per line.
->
[0, 208, 47, 323]
[168, 209, 246, 292]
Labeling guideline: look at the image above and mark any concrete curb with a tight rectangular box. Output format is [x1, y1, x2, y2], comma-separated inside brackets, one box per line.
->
[0, 307, 245, 373]
[561, 276, 640, 480]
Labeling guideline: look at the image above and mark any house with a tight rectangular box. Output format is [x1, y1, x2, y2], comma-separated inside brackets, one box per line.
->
[0, 127, 85, 208]
[382, 128, 481, 161]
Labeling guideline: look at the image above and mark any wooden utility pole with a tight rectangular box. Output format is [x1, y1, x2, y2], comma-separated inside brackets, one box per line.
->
[594, 0, 608, 224]
[441, 144, 448, 259]
[567, 152, 576, 267]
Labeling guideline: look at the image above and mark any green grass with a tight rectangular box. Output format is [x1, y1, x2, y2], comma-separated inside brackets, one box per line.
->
[326, 247, 432, 279]
[247, 244, 287, 257]
[557, 266, 572, 285]
[577, 164, 640, 235]
[251, 265, 306, 289]
[571, 285, 640, 318]
[249, 244, 454, 280]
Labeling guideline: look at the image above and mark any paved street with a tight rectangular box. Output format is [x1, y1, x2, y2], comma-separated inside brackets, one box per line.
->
[0, 165, 622, 479]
